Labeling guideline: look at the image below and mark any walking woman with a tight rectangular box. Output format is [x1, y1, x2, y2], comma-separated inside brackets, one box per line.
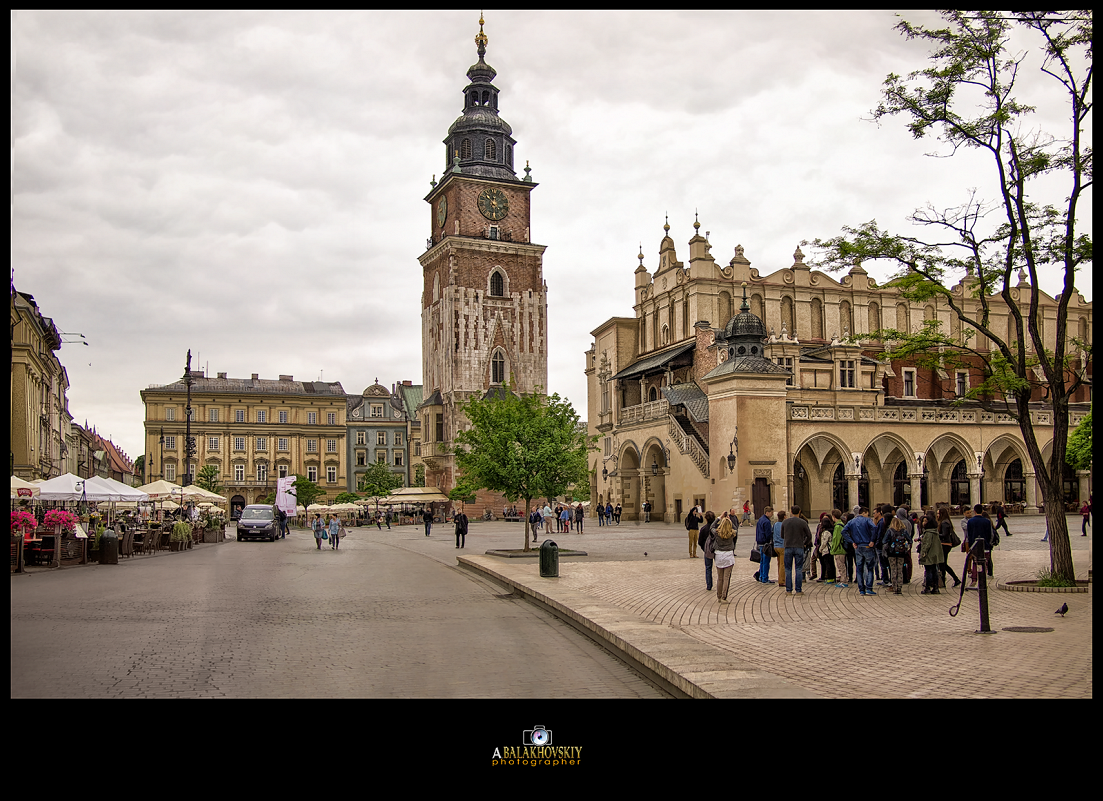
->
[575, 503, 585, 534]
[713, 515, 737, 603]
[312, 513, 325, 550]
[919, 512, 945, 594]
[329, 513, 342, 550]
[882, 516, 910, 594]
[936, 506, 962, 588]
[830, 509, 849, 588]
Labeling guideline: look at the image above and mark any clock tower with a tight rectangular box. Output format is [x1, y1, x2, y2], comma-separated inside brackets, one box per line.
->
[419, 16, 548, 506]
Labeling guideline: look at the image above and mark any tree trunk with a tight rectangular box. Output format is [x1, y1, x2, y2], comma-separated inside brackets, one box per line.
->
[1040, 484, 1075, 582]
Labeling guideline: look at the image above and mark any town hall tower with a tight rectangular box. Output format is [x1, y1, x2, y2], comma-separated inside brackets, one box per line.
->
[418, 16, 548, 504]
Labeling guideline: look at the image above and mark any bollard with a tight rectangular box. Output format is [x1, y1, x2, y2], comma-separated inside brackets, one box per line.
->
[100, 527, 119, 565]
[539, 539, 559, 578]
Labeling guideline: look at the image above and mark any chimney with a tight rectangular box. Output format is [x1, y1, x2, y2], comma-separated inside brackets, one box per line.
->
[217, 372, 227, 379]
[402, 380, 412, 386]
[251, 373, 260, 380]
[279, 375, 293, 382]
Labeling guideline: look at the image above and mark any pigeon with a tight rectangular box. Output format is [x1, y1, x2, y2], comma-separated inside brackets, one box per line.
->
[1055, 603, 1068, 617]
[644, 552, 648, 557]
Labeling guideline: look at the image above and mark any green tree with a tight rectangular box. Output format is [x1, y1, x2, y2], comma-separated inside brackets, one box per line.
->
[413, 463, 426, 487]
[288, 475, 325, 510]
[333, 491, 362, 505]
[1066, 409, 1092, 471]
[195, 464, 222, 494]
[357, 459, 404, 513]
[134, 455, 145, 481]
[450, 384, 596, 551]
[805, 11, 1091, 581]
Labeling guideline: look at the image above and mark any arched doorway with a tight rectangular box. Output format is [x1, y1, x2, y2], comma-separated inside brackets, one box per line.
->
[833, 463, 848, 512]
[1004, 459, 1025, 503]
[619, 447, 640, 521]
[950, 461, 970, 507]
[893, 461, 928, 507]
[643, 442, 667, 521]
[230, 495, 246, 519]
[793, 459, 810, 515]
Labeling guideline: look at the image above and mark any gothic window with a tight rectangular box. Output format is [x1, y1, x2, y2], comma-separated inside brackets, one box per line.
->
[461, 138, 472, 159]
[661, 324, 670, 346]
[491, 350, 506, 384]
[751, 294, 764, 323]
[506, 144, 512, 168]
[482, 90, 489, 105]
[781, 296, 794, 334]
[470, 91, 479, 106]
[433, 272, 440, 302]
[648, 387, 658, 402]
[445, 144, 450, 169]
[485, 139, 496, 161]
[811, 298, 824, 340]
[682, 297, 689, 339]
[490, 270, 504, 297]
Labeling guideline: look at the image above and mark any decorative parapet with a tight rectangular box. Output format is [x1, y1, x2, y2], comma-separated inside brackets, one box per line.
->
[618, 399, 670, 426]
[789, 406, 1066, 426]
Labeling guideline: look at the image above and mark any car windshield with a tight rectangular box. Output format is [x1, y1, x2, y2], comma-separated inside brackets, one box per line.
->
[240, 508, 273, 520]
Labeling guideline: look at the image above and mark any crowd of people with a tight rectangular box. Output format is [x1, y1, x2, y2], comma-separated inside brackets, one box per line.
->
[527, 502, 587, 541]
[685, 500, 1017, 603]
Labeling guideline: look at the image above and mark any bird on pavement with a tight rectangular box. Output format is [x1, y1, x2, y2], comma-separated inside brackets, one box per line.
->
[1055, 603, 1069, 617]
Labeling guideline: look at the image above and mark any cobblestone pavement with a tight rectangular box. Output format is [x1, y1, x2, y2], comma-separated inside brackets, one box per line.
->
[396, 513, 1092, 699]
[10, 527, 671, 698]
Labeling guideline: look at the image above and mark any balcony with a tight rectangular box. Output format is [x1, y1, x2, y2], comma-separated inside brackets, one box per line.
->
[618, 399, 669, 426]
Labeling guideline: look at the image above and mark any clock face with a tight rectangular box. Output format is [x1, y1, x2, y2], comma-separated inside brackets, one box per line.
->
[477, 187, 509, 221]
[436, 197, 447, 228]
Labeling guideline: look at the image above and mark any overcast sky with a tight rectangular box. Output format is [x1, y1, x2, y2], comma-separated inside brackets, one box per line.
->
[11, 10, 1092, 462]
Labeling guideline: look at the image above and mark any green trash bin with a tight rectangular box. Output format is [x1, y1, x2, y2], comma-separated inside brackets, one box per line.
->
[539, 539, 559, 578]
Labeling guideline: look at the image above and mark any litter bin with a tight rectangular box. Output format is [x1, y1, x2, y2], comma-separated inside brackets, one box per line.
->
[539, 539, 559, 578]
[99, 529, 119, 565]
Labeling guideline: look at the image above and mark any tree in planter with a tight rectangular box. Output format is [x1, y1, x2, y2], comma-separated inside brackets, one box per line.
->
[449, 384, 596, 552]
[805, 11, 1091, 582]
[195, 464, 222, 495]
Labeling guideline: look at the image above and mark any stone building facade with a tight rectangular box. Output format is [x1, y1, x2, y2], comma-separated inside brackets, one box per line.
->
[11, 289, 73, 480]
[417, 18, 548, 516]
[346, 381, 408, 493]
[587, 219, 1092, 522]
[141, 371, 346, 517]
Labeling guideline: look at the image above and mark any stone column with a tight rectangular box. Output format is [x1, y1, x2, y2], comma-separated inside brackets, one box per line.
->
[1024, 471, 1038, 514]
[969, 472, 983, 507]
[1077, 470, 1091, 505]
[909, 473, 924, 510]
[848, 475, 860, 511]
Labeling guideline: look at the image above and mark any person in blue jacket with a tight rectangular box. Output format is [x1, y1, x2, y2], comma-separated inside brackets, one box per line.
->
[842, 508, 879, 596]
[756, 506, 774, 584]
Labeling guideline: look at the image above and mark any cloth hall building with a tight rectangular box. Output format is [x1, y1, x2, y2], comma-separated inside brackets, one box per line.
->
[585, 219, 1092, 522]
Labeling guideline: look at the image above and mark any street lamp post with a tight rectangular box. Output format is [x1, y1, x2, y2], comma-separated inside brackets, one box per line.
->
[183, 350, 196, 487]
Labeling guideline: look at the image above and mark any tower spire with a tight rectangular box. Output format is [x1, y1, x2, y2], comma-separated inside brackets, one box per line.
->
[475, 12, 487, 58]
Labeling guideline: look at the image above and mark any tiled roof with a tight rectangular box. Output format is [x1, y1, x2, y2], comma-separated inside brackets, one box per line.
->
[703, 354, 792, 380]
[661, 383, 709, 423]
[611, 342, 695, 381]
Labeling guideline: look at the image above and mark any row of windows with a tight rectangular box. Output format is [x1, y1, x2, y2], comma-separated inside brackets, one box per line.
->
[162, 408, 344, 424]
[161, 436, 342, 453]
[355, 451, 405, 467]
[354, 431, 403, 446]
[161, 462, 303, 483]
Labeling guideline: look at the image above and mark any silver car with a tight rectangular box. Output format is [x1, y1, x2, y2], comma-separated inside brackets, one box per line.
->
[236, 505, 279, 542]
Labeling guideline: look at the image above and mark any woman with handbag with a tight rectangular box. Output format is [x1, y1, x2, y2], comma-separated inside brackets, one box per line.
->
[329, 514, 342, 550]
[311, 513, 325, 550]
[830, 509, 848, 588]
[936, 506, 961, 588]
[815, 513, 835, 583]
[699, 511, 717, 592]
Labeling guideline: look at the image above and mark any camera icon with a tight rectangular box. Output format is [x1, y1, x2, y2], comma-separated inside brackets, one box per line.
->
[523, 725, 552, 746]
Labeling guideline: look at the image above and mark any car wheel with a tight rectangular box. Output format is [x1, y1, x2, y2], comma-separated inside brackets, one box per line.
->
[236, 534, 241, 541]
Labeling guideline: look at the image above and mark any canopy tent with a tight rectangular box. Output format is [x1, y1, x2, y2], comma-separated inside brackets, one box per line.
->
[183, 484, 228, 503]
[387, 486, 451, 504]
[134, 479, 188, 501]
[11, 475, 40, 499]
[84, 475, 150, 502]
[35, 473, 96, 502]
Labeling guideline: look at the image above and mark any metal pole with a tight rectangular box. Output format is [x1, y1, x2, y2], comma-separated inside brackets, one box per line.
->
[184, 350, 195, 487]
[974, 539, 992, 634]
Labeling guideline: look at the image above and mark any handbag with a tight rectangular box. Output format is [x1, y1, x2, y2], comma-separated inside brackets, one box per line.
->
[762, 542, 775, 559]
[322, 530, 328, 540]
[750, 547, 762, 563]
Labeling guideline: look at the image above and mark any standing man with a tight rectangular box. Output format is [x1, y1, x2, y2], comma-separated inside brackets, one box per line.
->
[966, 502, 995, 585]
[755, 506, 774, 584]
[781, 505, 813, 595]
[385, 507, 393, 530]
[842, 507, 879, 596]
[454, 507, 469, 549]
[685, 505, 702, 558]
[422, 506, 433, 537]
[643, 500, 651, 523]
[277, 506, 288, 539]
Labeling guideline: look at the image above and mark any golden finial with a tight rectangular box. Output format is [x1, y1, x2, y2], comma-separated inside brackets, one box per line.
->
[475, 12, 488, 56]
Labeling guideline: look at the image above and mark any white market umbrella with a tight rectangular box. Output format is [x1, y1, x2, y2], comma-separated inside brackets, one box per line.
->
[35, 473, 92, 501]
[11, 475, 40, 499]
[85, 475, 150, 502]
[134, 479, 186, 501]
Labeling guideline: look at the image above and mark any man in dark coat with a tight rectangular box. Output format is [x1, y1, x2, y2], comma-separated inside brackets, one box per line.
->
[454, 509, 469, 549]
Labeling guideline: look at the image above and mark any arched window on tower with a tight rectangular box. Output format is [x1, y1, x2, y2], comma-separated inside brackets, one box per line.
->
[840, 300, 853, 335]
[490, 271, 504, 297]
[506, 144, 512, 168]
[485, 139, 496, 161]
[470, 91, 478, 106]
[461, 139, 472, 159]
[491, 350, 506, 384]
[868, 301, 881, 340]
[482, 90, 490, 106]
[719, 291, 732, 326]
[811, 298, 824, 340]
[781, 296, 794, 334]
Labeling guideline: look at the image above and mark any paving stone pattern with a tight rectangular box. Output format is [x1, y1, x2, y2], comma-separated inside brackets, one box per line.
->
[10, 527, 670, 699]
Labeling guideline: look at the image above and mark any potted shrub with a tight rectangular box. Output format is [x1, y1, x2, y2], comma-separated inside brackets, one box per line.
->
[170, 521, 192, 551]
[89, 523, 106, 562]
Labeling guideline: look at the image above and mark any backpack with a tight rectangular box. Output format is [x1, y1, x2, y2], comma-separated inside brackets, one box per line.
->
[887, 529, 910, 557]
[685, 511, 697, 530]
